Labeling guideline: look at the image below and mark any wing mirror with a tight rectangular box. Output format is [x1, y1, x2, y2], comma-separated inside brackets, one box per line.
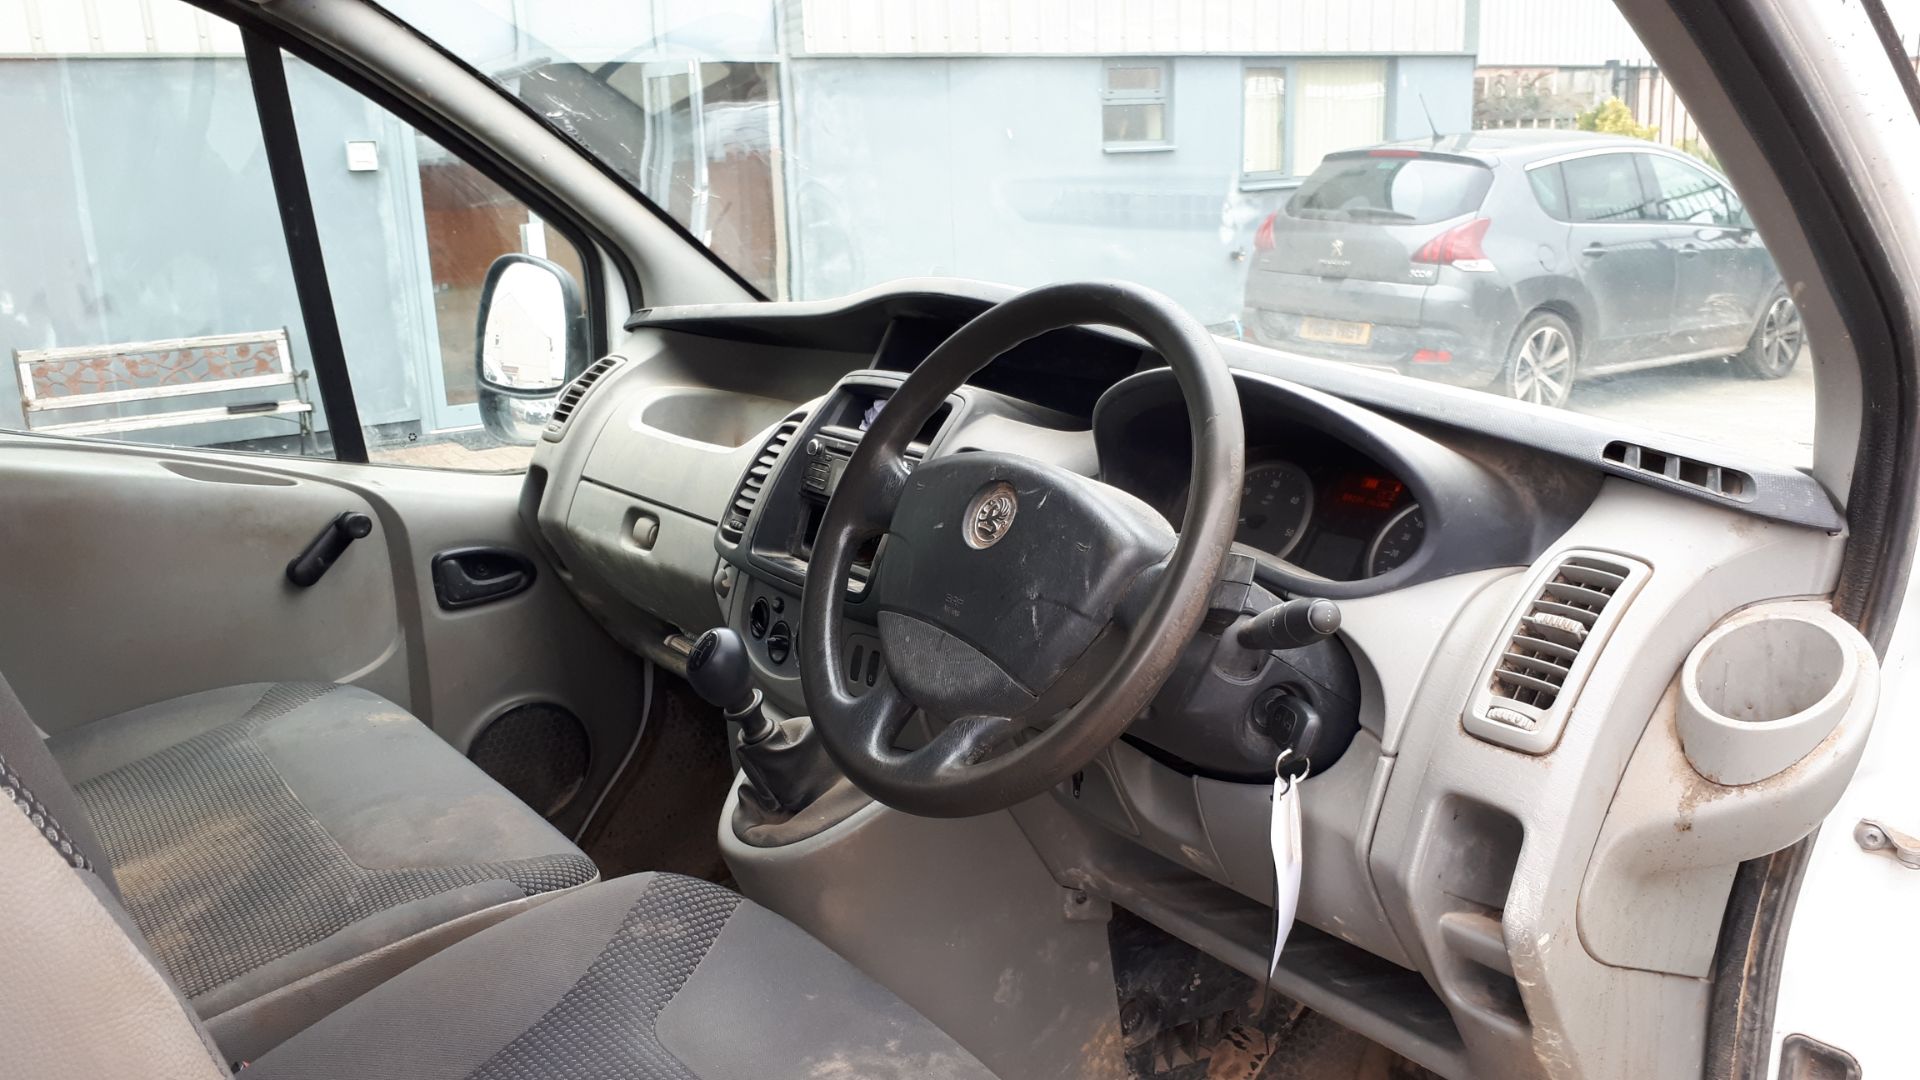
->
[474, 253, 588, 445]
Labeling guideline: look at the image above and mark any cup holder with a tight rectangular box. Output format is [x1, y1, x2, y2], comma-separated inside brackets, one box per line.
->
[1677, 605, 1870, 785]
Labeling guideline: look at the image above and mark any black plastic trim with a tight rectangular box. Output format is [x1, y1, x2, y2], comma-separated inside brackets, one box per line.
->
[1092, 367, 1566, 598]
[633, 282, 1845, 534]
[431, 546, 538, 609]
[243, 30, 367, 463]
[1704, 832, 1815, 1080]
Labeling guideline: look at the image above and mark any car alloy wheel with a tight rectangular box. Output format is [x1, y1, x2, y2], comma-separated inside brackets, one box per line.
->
[1759, 295, 1804, 376]
[1509, 322, 1574, 407]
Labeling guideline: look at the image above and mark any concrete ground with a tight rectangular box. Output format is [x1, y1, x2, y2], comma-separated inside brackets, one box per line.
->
[370, 438, 533, 472]
[1567, 348, 1816, 468]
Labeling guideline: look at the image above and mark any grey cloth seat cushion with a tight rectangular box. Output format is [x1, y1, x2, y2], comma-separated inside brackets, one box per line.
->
[46, 682, 598, 1038]
[247, 872, 999, 1080]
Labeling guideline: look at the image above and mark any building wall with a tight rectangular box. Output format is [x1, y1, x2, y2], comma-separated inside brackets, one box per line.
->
[784, 53, 1473, 325]
[798, 0, 1472, 56]
[1475, 0, 1653, 67]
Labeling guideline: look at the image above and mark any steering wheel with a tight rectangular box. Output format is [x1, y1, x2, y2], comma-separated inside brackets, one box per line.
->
[799, 282, 1245, 817]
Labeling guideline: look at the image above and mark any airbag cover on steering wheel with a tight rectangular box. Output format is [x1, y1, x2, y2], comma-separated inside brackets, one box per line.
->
[870, 451, 1174, 716]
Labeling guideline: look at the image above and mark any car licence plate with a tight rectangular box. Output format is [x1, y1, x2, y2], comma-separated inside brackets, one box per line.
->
[1298, 317, 1373, 346]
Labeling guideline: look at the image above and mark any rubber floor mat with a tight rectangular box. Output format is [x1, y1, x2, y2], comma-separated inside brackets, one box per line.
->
[576, 671, 734, 883]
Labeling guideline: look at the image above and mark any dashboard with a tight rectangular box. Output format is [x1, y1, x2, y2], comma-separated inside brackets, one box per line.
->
[524, 282, 1849, 1080]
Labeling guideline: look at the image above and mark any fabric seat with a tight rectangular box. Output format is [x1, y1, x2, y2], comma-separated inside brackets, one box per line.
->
[244, 871, 999, 1080]
[7, 776, 999, 1080]
[19, 679, 598, 1059]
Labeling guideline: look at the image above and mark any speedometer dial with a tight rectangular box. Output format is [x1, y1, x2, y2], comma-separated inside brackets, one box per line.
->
[1366, 503, 1425, 577]
[1237, 461, 1314, 559]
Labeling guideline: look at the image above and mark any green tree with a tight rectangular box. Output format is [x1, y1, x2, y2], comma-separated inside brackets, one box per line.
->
[1577, 97, 1659, 141]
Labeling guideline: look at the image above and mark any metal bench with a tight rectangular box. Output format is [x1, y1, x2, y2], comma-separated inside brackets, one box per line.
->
[13, 330, 312, 443]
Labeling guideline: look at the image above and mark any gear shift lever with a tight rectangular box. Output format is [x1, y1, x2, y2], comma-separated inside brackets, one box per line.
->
[687, 628, 775, 741]
[687, 628, 837, 814]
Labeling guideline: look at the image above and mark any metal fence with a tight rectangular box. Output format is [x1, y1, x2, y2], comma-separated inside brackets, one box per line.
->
[1609, 62, 1707, 156]
[1474, 61, 1710, 160]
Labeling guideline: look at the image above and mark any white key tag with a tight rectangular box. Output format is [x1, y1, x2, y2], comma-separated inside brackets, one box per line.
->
[1270, 750, 1310, 980]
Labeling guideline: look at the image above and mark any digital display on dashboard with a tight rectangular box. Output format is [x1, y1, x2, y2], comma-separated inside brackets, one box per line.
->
[860, 397, 885, 432]
[1332, 474, 1407, 511]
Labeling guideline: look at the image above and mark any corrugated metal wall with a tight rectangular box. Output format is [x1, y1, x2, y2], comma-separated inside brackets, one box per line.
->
[1475, 0, 1652, 67]
[799, 0, 1471, 57]
[0, 0, 241, 56]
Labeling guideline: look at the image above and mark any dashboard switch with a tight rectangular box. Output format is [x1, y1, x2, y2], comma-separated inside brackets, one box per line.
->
[765, 620, 793, 665]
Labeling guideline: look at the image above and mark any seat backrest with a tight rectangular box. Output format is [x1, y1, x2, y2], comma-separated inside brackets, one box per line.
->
[2, 785, 227, 1079]
[0, 674, 219, 1076]
[0, 674, 117, 895]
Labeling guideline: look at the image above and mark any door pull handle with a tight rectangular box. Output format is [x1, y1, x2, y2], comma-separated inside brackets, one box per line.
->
[287, 511, 373, 588]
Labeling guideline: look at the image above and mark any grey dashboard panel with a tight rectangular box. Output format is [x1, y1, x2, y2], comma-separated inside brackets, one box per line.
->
[1370, 479, 1845, 1080]
[633, 279, 1843, 533]
[527, 327, 874, 663]
[537, 307, 1857, 1080]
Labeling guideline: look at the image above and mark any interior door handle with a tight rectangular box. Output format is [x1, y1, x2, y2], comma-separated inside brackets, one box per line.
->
[431, 547, 537, 610]
[286, 511, 373, 588]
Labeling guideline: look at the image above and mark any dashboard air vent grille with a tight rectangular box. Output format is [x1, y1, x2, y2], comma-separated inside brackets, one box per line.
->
[1466, 551, 1651, 754]
[720, 413, 804, 544]
[1603, 440, 1753, 501]
[542, 355, 624, 441]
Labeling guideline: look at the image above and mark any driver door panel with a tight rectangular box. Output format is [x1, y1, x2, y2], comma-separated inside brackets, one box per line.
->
[0, 438, 647, 829]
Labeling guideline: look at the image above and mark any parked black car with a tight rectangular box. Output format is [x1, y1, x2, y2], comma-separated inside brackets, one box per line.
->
[1243, 130, 1804, 406]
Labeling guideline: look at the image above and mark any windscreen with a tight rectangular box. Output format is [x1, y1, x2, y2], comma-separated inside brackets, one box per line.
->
[374, 0, 1826, 468]
[1288, 155, 1494, 225]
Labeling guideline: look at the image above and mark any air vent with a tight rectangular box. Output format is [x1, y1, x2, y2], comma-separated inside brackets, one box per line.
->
[1464, 551, 1651, 754]
[719, 413, 805, 544]
[541, 355, 624, 441]
[1603, 440, 1752, 501]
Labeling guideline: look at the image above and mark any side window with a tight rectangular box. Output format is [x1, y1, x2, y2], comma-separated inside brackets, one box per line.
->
[1560, 153, 1655, 224]
[1642, 154, 1740, 228]
[282, 55, 591, 471]
[1528, 163, 1571, 221]
[0, 15, 315, 454]
[0, 0, 592, 473]
[1102, 60, 1172, 150]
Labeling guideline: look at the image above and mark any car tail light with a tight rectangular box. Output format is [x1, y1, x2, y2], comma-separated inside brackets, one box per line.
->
[1413, 348, 1453, 364]
[1254, 213, 1277, 253]
[1413, 218, 1494, 273]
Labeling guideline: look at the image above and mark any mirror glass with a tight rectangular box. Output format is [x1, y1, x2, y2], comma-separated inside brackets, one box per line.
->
[480, 260, 570, 392]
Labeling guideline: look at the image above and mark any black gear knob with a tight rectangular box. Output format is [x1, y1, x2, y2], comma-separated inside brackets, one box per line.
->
[687, 628, 756, 714]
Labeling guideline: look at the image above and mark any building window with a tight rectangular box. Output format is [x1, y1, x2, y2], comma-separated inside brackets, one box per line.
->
[1240, 60, 1388, 184]
[1292, 60, 1388, 177]
[1242, 67, 1288, 180]
[1102, 60, 1171, 150]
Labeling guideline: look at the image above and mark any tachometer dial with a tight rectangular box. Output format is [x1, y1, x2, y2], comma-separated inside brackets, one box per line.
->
[1366, 503, 1425, 577]
[1237, 461, 1314, 559]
